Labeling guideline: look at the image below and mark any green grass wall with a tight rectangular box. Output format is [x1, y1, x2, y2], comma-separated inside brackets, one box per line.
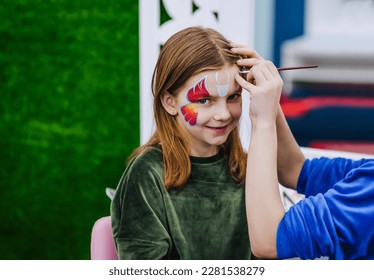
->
[0, 0, 139, 259]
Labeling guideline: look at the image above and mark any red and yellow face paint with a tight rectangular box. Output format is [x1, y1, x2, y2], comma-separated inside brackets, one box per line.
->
[180, 76, 210, 126]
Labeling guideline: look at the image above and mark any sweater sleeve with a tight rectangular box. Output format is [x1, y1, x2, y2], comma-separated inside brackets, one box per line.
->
[297, 157, 373, 196]
[111, 150, 172, 260]
[277, 161, 374, 260]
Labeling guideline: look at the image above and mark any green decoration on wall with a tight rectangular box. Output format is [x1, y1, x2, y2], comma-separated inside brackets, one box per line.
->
[0, 0, 140, 259]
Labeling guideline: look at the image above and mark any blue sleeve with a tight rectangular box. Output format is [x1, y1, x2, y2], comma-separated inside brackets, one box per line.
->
[277, 161, 374, 260]
[297, 157, 373, 197]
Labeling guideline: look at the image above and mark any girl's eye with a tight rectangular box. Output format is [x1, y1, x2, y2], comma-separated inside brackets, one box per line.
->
[197, 98, 210, 105]
[228, 93, 241, 101]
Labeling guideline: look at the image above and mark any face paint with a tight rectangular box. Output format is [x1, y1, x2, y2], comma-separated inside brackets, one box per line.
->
[215, 71, 230, 97]
[172, 65, 242, 157]
[181, 104, 199, 125]
[180, 76, 210, 125]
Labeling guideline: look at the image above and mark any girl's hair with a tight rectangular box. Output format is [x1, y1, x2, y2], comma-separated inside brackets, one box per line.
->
[130, 26, 247, 189]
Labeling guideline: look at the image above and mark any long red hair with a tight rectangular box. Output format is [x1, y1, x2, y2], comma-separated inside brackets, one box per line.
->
[130, 26, 247, 189]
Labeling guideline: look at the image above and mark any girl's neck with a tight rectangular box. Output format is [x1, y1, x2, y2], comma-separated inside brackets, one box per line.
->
[190, 146, 219, 158]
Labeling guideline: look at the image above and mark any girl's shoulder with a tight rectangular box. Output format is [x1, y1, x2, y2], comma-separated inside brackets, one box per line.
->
[135, 145, 163, 160]
[118, 146, 165, 194]
[128, 145, 163, 170]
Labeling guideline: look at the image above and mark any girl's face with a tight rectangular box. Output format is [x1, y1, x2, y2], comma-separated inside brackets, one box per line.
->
[173, 64, 242, 157]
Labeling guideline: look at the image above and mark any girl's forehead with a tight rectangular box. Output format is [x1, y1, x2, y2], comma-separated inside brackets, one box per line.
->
[193, 65, 238, 84]
[182, 65, 240, 96]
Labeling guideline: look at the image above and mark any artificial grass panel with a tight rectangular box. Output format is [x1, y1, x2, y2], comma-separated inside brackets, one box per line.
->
[0, 0, 139, 259]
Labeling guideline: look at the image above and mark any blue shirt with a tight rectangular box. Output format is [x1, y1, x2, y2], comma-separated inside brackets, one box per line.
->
[277, 157, 374, 259]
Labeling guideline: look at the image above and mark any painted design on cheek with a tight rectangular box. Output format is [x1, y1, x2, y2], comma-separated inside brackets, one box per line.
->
[215, 71, 230, 97]
[181, 76, 210, 125]
[181, 104, 199, 125]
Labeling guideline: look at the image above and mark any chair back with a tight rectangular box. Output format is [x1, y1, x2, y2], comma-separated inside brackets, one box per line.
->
[90, 216, 118, 260]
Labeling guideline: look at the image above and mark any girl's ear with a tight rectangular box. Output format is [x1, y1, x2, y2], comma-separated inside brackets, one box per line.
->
[160, 91, 178, 116]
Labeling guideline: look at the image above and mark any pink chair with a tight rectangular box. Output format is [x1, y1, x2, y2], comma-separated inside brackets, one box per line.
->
[90, 216, 118, 260]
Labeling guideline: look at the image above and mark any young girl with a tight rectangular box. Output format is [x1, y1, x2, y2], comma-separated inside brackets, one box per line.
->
[111, 26, 253, 259]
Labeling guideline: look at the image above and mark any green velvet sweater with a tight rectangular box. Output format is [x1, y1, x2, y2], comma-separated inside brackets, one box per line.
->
[111, 147, 251, 260]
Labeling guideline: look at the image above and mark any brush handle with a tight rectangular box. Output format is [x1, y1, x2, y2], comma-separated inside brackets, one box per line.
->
[238, 65, 318, 74]
[277, 65, 318, 71]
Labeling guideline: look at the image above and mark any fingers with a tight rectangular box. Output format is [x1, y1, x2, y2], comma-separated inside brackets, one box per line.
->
[230, 43, 263, 60]
[264, 62, 281, 80]
[230, 42, 278, 79]
[231, 43, 283, 98]
[263, 62, 284, 90]
[237, 57, 261, 69]
[235, 61, 284, 98]
[235, 73, 256, 95]
[239, 60, 276, 84]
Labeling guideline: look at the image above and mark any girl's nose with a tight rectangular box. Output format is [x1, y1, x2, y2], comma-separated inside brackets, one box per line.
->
[213, 103, 231, 121]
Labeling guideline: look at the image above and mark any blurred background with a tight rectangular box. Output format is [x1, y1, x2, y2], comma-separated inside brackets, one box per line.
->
[1, 0, 373, 259]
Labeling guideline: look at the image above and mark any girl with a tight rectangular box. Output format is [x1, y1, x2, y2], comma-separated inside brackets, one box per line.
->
[111, 26, 254, 259]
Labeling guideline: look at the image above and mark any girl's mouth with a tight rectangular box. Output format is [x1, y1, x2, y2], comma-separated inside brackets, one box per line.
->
[207, 125, 229, 133]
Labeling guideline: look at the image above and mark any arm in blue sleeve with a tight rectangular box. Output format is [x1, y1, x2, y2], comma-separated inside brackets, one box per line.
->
[276, 194, 338, 259]
[297, 157, 373, 197]
[277, 161, 374, 260]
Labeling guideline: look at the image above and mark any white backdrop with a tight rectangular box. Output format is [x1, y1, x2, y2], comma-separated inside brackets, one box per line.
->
[139, 0, 255, 146]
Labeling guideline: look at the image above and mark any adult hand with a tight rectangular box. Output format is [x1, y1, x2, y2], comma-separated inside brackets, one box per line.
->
[231, 44, 283, 126]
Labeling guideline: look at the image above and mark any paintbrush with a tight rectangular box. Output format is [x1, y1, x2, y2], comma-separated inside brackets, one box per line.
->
[239, 65, 318, 75]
